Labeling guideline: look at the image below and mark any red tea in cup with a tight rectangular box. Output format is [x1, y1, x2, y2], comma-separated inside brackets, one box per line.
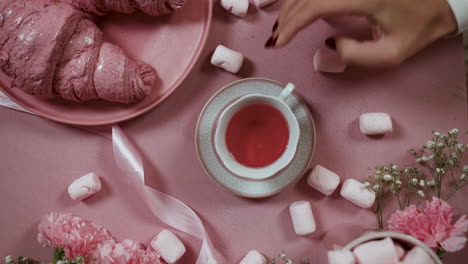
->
[225, 103, 289, 168]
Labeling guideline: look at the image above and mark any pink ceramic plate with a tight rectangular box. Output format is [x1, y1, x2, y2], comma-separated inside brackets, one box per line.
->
[0, 0, 212, 126]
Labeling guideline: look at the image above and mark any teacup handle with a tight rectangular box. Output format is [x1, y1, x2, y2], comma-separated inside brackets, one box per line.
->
[279, 83, 295, 101]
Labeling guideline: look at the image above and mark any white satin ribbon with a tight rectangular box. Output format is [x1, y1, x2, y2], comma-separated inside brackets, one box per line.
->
[0, 94, 222, 263]
[112, 126, 221, 264]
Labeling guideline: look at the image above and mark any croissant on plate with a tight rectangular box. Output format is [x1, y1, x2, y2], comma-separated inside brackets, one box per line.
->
[0, 0, 184, 103]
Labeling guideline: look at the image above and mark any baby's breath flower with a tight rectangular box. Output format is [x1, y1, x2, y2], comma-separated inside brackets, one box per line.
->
[463, 165, 468, 172]
[383, 174, 393, 182]
[419, 180, 425, 187]
[461, 174, 467, 181]
[426, 141, 436, 149]
[286, 260, 292, 264]
[5, 256, 12, 264]
[404, 168, 410, 173]
[441, 134, 449, 140]
[373, 184, 380, 191]
[427, 180, 436, 187]
[363, 182, 371, 188]
[449, 128, 459, 136]
[457, 144, 465, 151]
[395, 179, 402, 185]
[436, 168, 445, 174]
[391, 165, 398, 170]
[433, 132, 441, 138]
[417, 190, 425, 198]
[437, 143, 445, 149]
[429, 154, 434, 160]
[375, 174, 382, 180]
[280, 253, 286, 259]
[411, 178, 418, 185]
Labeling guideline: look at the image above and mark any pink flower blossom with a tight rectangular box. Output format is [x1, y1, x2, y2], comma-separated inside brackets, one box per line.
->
[38, 212, 115, 260]
[99, 240, 163, 264]
[37, 212, 164, 264]
[388, 197, 468, 252]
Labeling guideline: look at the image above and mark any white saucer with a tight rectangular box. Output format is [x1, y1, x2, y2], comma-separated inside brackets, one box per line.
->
[195, 78, 316, 198]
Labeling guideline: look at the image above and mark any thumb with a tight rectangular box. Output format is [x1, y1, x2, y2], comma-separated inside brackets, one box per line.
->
[335, 36, 405, 68]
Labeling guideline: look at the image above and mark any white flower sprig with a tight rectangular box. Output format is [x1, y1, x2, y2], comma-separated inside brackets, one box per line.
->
[365, 165, 426, 229]
[266, 252, 310, 264]
[411, 129, 468, 200]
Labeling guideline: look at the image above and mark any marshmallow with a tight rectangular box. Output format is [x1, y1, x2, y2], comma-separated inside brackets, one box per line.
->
[254, 0, 277, 8]
[353, 238, 399, 264]
[328, 250, 356, 264]
[67, 173, 101, 201]
[211, 45, 244, 73]
[307, 165, 341, 196]
[313, 46, 347, 73]
[150, 230, 186, 263]
[394, 243, 405, 259]
[289, 201, 316, 235]
[402, 247, 434, 264]
[340, 179, 375, 209]
[240, 250, 266, 264]
[359, 113, 393, 135]
[221, 0, 249, 17]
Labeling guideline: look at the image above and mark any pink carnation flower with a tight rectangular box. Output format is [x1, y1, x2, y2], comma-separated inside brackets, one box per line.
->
[38, 212, 164, 264]
[388, 197, 468, 252]
[99, 240, 164, 264]
[38, 212, 115, 260]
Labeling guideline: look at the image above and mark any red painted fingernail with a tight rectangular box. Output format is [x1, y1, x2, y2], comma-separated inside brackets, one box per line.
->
[265, 36, 274, 48]
[272, 20, 278, 32]
[325, 38, 336, 50]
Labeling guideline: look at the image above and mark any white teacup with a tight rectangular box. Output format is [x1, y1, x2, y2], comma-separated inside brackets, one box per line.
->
[214, 83, 300, 180]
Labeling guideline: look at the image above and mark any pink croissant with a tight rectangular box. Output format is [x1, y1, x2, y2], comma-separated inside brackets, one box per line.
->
[71, 0, 185, 16]
[0, 0, 184, 103]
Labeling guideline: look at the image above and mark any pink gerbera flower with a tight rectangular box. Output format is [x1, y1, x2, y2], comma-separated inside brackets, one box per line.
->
[388, 197, 468, 252]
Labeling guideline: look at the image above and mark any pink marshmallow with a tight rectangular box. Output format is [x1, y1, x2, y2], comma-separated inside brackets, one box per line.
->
[359, 113, 393, 135]
[211, 45, 244, 73]
[67, 173, 101, 201]
[313, 46, 347, 73]
[221, 0, 249, 17]
[307, 165, 340, 196]
[289, 201, 316, 235]
[254, 0, 277, 8]
[239, 250, 266, 264]
[353, 238, 400, 264]
[328, 250, 356, 264]
[150, 230, 186, 263]
[394, 243, 405, 259]
[402, 247, 435, 264]
[340, 179, 375, 209]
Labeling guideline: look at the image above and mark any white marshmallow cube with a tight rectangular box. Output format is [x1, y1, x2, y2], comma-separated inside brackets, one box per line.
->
[239, 250, 266, 264]
[394, 243, 405, 259]
[402, 247, 434, 264]
[68, 173, 101, 201]
[313, 46, 347, 73]
[340, 179, 375, 209]
[359, 113, 393, 135]
[328, 250, 356, 264]
[150, 230, 186, 263]
[353, 238, 399, 264]
[307, 165, 341, 196]
[254, 0, 277, 8]
[221, 0, 249, 17]
[289, 201, 316, 235]
[211, 45, 244, 73]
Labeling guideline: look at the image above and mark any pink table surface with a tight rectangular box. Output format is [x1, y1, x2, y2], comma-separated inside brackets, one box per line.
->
[1, 2, 468, 263]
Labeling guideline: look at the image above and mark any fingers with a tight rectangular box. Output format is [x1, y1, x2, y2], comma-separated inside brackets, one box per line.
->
[335, 36, 407, 68]
[274, 0, 374, 47]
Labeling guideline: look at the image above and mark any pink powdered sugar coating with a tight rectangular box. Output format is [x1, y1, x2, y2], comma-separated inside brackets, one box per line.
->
[388, 197, 468, 252]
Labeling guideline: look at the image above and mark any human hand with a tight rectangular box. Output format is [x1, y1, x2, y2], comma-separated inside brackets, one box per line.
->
[266, 0, 458, 67]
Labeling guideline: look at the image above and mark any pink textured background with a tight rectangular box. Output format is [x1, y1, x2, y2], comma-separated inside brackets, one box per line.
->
[1, 1, 468, 263]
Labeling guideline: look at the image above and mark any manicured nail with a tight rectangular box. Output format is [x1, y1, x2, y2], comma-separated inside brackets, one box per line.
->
[325, 38, 336, 50]
[272, 20, 278, 32]
[272, 35, 278, 46]
[265, 36, 273, 47]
